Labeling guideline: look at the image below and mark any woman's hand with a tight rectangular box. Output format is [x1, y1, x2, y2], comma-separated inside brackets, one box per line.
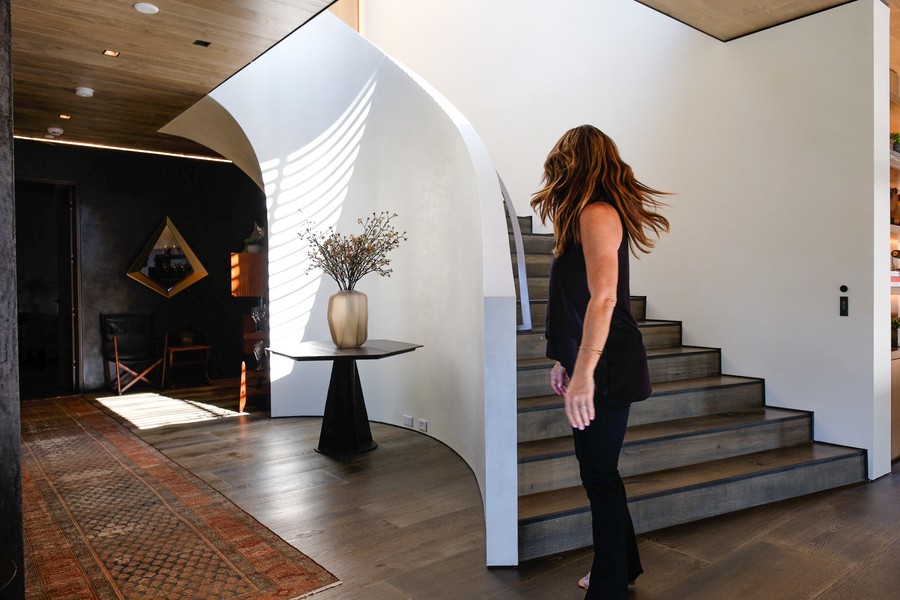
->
[564, 372, 595, 430]
[550, 361, 569, 396]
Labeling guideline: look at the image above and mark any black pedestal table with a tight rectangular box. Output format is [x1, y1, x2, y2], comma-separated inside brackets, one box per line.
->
[268, 339, 422, 455]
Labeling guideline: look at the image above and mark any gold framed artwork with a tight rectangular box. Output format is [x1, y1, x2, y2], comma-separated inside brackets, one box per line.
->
[127, 216, 208, 298]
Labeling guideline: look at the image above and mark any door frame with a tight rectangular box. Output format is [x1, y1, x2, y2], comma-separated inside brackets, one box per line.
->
[15, 177, 82, 393]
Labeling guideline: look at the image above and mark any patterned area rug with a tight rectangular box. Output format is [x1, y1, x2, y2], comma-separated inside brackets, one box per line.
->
[20, 396, 339, 600]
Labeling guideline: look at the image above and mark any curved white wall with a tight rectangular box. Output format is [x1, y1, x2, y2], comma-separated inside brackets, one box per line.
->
[364, 0, 891, 478]
[178, 13, 519, 564]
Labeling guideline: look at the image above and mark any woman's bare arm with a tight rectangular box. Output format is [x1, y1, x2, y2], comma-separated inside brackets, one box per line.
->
[563, 202, 622, 429]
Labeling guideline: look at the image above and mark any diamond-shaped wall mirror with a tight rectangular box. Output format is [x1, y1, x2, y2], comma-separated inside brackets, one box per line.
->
[127, 216, 208, 298]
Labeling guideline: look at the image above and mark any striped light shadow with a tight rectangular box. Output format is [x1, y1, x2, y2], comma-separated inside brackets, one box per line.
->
[263, 76, 377, 382]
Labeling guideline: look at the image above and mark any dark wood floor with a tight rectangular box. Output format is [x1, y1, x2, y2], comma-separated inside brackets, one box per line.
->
[85, 386, 900, 599]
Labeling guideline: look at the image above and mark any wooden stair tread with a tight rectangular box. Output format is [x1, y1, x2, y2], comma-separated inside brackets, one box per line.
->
[517, 408, 808, 463]
[518, 435, 573, 461]
[517, 357, 555, 370]
[639, 319, 682, 328]
[517, 346, 718, 372]
[517, 320, 681, 338]
[519, 484, 588, 522]
[624, 443, 863, 499]
[518, 443, 863, 523]
[625, 407, 807, 443]
[517, 375, 762, 413]
[517, 296, 647, 304]
[649, 375, 763, 395]
[645, 345, 719, 358]
[517, 393, 561, 412]
[517, 327, 547, 336]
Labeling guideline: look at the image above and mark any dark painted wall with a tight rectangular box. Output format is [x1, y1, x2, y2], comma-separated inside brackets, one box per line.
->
[0, 1, 23, 596]
[14, 139, 266, 390]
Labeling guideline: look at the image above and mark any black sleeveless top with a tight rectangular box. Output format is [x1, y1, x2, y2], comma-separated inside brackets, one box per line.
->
[545, 198, 652, 407]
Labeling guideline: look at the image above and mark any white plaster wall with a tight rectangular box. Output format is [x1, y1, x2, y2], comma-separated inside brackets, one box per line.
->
[364, 0, 891, 477]
[204, 13, 518, 564]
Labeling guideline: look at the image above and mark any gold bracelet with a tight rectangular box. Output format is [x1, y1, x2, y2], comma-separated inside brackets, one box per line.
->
[579, 345, 603, 355]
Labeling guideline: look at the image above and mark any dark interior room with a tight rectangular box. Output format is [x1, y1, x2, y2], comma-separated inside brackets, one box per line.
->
[13, 138, 267, 398]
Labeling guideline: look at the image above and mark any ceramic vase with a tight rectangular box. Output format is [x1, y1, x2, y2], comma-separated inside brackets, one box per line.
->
[327, 290, 368, 348]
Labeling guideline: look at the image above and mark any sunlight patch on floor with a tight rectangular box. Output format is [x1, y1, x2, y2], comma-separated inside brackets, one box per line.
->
[96, 393, 245, 429]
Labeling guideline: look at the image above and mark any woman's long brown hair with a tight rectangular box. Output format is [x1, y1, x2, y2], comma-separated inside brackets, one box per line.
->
[530, 125, 669, 256]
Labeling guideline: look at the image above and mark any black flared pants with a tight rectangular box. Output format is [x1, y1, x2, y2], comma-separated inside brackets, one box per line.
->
[573, 405, 642, 600]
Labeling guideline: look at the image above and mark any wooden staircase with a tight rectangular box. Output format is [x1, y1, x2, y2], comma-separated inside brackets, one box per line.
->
[510, 217, 867, 562]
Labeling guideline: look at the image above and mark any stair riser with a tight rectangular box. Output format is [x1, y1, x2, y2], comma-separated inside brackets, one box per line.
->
[518, 300, 546, 329]
[517, 332, 548, 360]
[518, 381, 764, 442]
[519, 455, 578, 496]
[518, 297, 646, 326]
[648, 351, 720, 384]
[517, 351, 720, 398]
[629, 381, 764, 427]
[518, 453, 865, 561]
[511, 252, 553, 276]
[518, 417, 812, 496]
[517, 369, 553, 398]
[634, 323, 681, 351]
[517, 401, 566, 443]
[517, 215, 534, 233]
[632, 297, 646, 321]
[514, 276, 549, 299]
[510, 233, 554, 254]
[516, 322, 681, 360]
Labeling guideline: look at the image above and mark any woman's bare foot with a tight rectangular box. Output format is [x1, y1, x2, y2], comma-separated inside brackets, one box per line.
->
[578, 572, 590, 590]
[578, 572, 639, 591]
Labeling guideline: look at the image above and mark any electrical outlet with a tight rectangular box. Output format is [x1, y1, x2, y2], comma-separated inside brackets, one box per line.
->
[417, 418, 428, 432]
[402, 415, 414, 427]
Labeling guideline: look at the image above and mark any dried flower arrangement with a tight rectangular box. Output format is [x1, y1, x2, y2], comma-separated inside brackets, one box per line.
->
[301, 212, 407, 291]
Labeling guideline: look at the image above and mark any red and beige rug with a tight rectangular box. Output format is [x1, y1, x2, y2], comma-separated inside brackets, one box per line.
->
[20, 396, 339, 599]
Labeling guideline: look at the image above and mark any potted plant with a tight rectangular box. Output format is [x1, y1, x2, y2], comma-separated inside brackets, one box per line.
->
[891, 132, 900, 153]
[301, 212, 407, 348]
[242, 222, 266, 253]
[243, 234, 264, 254]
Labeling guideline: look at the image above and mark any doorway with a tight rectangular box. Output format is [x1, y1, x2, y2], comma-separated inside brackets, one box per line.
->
[15, 179, 79, 400]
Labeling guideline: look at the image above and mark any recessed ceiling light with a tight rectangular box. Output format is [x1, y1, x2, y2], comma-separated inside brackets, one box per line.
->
[47, 127, 64, 136]
[103, 49, 120, 57]
[59, 114, 71, 120]
[133, 2, 159, 15]
[75, 87, 94, 98]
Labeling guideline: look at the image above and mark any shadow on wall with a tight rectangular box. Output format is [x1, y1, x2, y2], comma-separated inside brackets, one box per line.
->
[266, 75, 377, 379]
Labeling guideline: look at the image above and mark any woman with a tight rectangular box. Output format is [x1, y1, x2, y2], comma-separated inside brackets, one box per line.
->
[530, 125, 669, 599]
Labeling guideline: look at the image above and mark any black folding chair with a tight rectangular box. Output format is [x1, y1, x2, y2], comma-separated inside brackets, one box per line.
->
[100, 314, 167, 394]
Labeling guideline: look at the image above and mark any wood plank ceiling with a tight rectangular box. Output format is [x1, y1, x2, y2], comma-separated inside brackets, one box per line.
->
[9, 1, 898, 159]
[635, 0, 854, 41]
[11, 0, 335, 158]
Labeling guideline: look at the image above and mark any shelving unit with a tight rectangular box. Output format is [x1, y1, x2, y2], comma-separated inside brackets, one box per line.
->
[890, 139, 900, 295]
[891, 152, 900, 172]
[890, 86, 900, 459]
[230, 252, 269, 400]
[891, 224, 900, 295]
